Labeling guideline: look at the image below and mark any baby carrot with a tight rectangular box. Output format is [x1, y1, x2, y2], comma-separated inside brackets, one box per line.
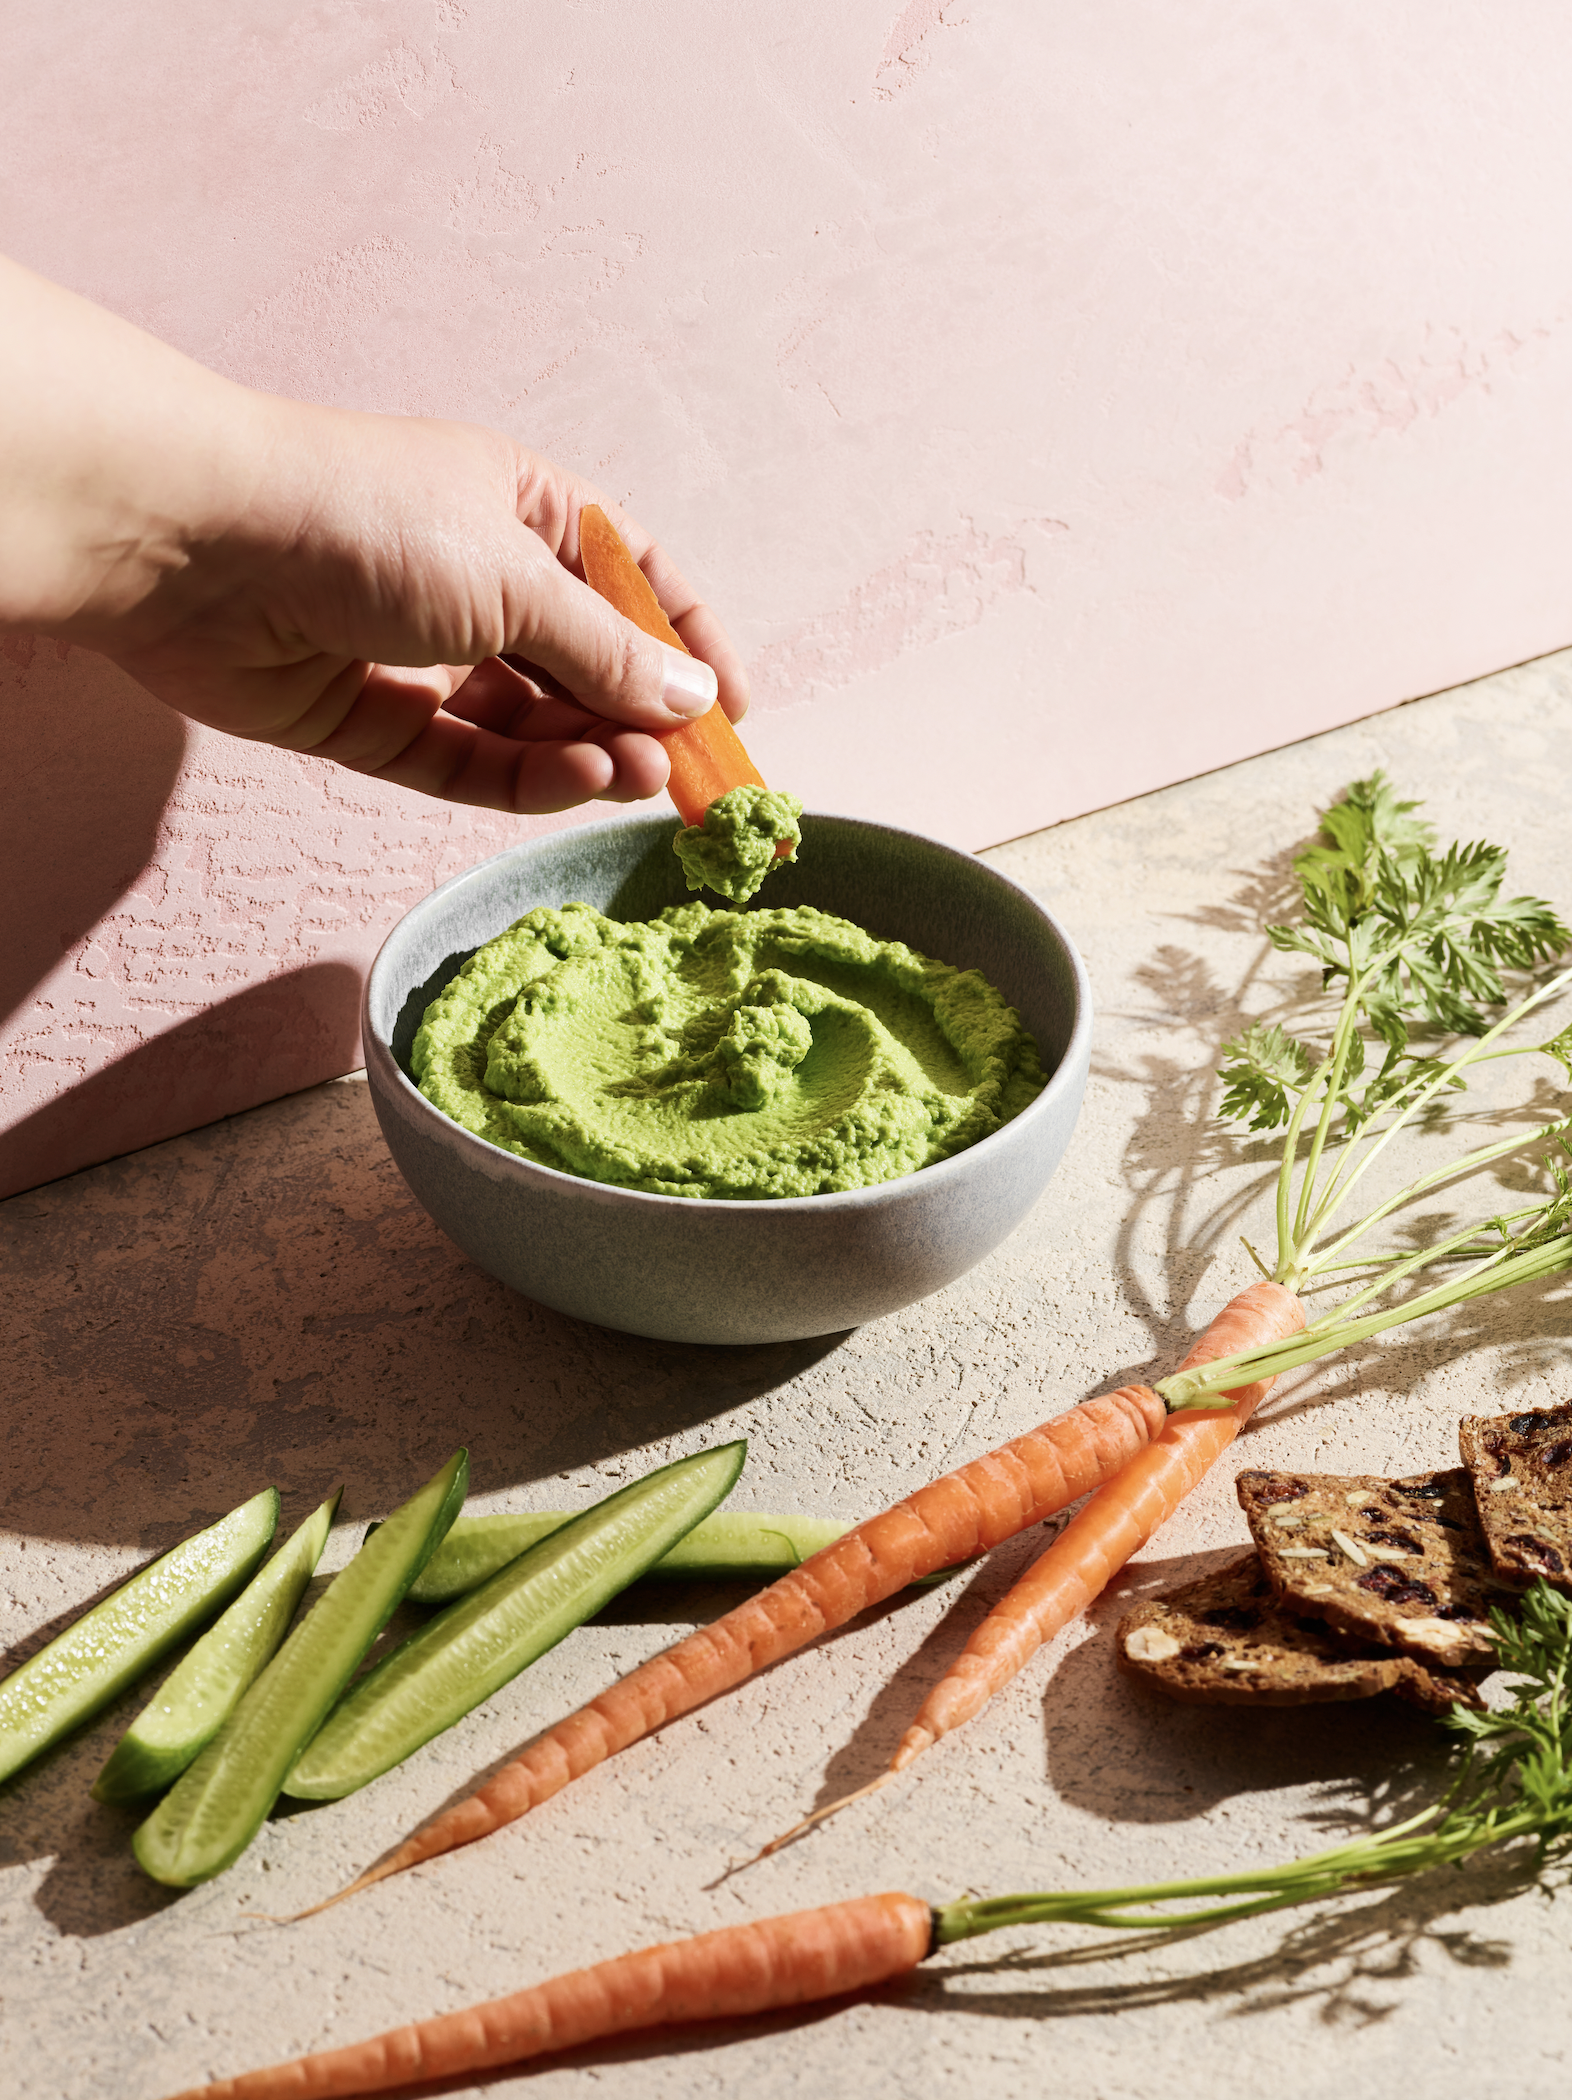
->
[888, 1280, 1306, 1774]
[165, 1892, 934, 2098]
[578, 504, 770, 830]
[300, 1382, 1166, 1913]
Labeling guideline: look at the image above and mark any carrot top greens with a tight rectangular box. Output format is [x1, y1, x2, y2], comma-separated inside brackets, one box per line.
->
[1156, 775, 1572, 1410]
[935, 1581, 1572, 1942]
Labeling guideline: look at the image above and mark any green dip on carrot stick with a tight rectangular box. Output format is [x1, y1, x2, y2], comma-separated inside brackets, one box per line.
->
[412, 899, 1045, 1199]
[672, 784, 803, 903]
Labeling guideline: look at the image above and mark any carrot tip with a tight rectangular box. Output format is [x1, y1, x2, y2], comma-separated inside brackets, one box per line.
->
[283, 1864, 390, 1923]
[750, 1768, 899, 1865]
[889, 1726, 936, 1774]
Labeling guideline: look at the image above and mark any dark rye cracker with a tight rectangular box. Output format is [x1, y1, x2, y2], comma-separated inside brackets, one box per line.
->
[1460, 1402, 1572, 1594]
[1237, 1466, 1504, 1668]
[1116, 1551, 1480, 1713]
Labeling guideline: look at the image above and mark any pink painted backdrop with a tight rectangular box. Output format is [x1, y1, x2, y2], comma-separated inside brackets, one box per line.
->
[5, 1, 1572, 1197]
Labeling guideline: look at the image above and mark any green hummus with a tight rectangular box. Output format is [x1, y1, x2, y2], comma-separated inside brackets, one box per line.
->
[412, 900, 1046, 1200]
[672, 784, 803, 902]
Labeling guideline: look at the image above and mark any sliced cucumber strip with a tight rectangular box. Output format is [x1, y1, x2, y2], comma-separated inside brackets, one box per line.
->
[94, 1488, 342, 1802]
[406, 1505, 846, 1604]
[133, 1449, 466, 1886]
[285, 1440, 746, 1801]
[0, 1488, 279, 1788]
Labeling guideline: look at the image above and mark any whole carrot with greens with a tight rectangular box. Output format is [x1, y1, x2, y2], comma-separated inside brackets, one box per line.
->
[168, 1586, 1572, 2098]
[769, 775, 1572, 1844]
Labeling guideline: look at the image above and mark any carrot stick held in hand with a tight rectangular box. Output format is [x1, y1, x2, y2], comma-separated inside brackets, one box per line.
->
[298, 1381, 1168, 1914]
[578, 504, 771, 829]
[579, 505, 799, 901]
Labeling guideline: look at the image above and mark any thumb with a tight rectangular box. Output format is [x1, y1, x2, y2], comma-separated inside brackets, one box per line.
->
[502, 542, 716, 730]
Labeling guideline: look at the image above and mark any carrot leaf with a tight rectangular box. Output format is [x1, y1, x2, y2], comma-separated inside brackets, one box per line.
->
[1216, 1021, 1319, 1132]
[1538, 1022, 1572, 1085]
[1173, 774, 1572, 1395]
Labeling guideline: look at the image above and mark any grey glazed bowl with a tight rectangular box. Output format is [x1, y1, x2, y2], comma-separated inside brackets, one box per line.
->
[363, 812, 1091, 1345]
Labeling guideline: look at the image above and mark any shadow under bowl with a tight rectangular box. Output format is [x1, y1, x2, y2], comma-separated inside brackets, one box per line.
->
[363, 812, 1091, 1345]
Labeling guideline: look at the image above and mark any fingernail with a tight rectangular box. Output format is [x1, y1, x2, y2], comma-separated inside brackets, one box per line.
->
[658, 642, 717, 718]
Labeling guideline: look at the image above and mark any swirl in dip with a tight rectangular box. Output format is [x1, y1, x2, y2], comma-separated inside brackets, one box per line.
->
[412, 900, 1046, 1200]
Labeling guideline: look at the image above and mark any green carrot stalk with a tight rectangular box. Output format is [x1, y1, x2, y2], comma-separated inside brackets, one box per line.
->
[940, 1581, 1572, 1939]
[1156, 774, 1572, 1410]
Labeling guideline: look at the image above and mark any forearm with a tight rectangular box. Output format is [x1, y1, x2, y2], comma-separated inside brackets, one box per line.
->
[0, 253, 281, 641]
[0, 254, 739, 815]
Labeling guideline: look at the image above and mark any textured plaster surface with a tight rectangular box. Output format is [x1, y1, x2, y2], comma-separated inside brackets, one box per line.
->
[5, 657, 1572, 2097]
[8, 3, 1572, 1190]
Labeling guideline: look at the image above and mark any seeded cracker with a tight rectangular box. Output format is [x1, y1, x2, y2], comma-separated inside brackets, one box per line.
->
[1237, 1466, 1503, 1667]
[1459, 1401, 1572, 1594]
[1116, 1551, 1479, 1712]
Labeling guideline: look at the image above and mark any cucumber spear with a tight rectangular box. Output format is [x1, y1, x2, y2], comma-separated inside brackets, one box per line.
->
[0, 1488, 278, 1788]
[134, 1451, 466, 1887]
[94, 1488, 341, 1802]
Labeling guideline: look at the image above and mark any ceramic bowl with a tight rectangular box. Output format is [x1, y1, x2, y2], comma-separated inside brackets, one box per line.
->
[363, 812, 1091, 1345]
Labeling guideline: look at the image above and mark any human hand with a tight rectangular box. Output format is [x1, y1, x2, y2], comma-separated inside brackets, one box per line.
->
[110, 405, 751, 813]
[0, 256, 748, 814]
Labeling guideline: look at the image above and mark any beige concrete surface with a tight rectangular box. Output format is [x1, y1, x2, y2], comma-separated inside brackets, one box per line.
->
[5, 653, 1572, 2099]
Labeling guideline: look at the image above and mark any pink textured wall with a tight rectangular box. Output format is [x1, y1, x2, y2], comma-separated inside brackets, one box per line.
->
[5, 2, 1572, 1197]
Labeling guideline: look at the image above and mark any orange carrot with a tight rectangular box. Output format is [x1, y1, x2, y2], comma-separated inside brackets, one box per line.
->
[168, 1892, 933, 2098]
[578, 503, 771, 831]
[303, 1382, 1166, 1913]
[752, 1281, 1307, 1855]
[889, 1279, 1306, 1772]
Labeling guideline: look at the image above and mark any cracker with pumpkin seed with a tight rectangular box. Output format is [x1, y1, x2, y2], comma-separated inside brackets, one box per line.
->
[1459, 1402, 1572, 1595]
[1116, 1550, 1479, 1712]
[1236, 1466, 1503, 1668]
